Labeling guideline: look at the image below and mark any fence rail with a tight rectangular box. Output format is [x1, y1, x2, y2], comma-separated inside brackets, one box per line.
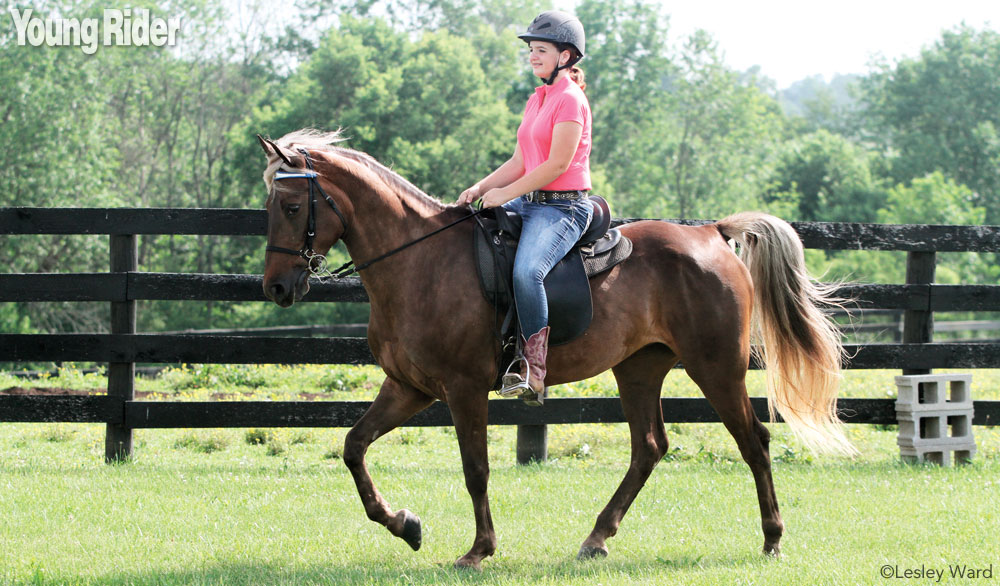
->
[3, 207, 1000, 463]
[4, 334, 1000, 369]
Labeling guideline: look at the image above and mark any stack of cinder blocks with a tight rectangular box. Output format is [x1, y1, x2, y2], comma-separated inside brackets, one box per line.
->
[895, 374, 976, 466]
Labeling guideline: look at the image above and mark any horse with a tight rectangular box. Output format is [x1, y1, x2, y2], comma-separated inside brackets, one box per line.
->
[258, 129, 853, 570]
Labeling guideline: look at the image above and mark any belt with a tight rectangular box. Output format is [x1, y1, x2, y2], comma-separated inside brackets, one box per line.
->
[524, 190, 587, 203]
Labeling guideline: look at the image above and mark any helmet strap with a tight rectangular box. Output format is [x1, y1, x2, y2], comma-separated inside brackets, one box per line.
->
[544, 52, 578, 85]
[544, 65, 564, 85]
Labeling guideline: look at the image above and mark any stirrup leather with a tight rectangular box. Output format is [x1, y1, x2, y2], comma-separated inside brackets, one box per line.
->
[498, 356, 531, 398]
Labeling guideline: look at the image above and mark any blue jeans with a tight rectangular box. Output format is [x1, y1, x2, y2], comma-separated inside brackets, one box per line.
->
[502, 195, 594, 338]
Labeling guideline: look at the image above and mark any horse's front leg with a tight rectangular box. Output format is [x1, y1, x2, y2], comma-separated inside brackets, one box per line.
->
[343, 377, 435, 550]
[447, 386, 496, 570]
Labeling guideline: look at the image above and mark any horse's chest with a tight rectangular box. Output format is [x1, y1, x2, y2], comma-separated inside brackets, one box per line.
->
[368, 326, 444, 398]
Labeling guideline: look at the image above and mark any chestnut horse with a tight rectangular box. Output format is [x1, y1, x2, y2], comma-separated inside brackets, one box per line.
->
[259, 129, 852, 570]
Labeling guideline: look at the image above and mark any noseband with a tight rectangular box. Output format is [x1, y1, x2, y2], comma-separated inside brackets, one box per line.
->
[265, 149, 350, 279]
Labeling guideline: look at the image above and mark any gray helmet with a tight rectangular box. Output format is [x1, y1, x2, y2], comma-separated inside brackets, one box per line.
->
[518, 10, 586, 66]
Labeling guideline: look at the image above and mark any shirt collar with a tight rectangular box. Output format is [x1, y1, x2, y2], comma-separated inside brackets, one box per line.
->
[534, 74, 572, 97]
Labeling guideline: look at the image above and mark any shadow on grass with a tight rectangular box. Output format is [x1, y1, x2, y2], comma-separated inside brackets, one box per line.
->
[74, 553, 765, 586]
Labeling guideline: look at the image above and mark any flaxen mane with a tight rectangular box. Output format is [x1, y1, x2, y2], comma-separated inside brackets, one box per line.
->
[264, 128, 446, 213]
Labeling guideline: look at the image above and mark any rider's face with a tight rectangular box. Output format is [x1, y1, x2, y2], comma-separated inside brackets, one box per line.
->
[528, 41, 570, 79]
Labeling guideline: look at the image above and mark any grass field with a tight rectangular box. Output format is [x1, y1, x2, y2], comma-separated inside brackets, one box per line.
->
[1, 367, 999, 585]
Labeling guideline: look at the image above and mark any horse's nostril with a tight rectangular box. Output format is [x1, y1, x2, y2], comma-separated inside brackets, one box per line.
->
[267, 282, 285, 300]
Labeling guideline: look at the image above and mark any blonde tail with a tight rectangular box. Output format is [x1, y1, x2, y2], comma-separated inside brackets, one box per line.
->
[716, 212, 855, 455]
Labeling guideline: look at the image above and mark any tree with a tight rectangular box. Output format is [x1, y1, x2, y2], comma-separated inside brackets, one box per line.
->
[0, 0, 285, 332]
[579, 16, 785, 219]
[243, 16, 518, 200]
[768, 129, 886, 222]
[859, 25, 1000, 222]
[878, 172, 984, 226]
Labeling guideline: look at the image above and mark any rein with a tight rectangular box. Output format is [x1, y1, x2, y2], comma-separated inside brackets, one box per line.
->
[266, 148, 483, 280]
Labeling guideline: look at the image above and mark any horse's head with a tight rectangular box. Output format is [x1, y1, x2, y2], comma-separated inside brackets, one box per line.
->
[258, 134, 352, 307]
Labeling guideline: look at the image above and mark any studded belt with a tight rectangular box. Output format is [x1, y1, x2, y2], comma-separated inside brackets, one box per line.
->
[524, 190, 588, 203]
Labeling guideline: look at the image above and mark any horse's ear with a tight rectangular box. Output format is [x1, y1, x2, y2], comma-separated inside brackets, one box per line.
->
[256, 134, 296, 166]
[256, 134, 272, 156]
[265, 138, 296, 167]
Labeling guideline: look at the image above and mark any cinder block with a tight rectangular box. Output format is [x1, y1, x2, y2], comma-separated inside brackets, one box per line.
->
[895, 374, 976, 467]
[899, 445, 976, 467]
[895, 374, 972, 412]
[896, 413, 975, 445]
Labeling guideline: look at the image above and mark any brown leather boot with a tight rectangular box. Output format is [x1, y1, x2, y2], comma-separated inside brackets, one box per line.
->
[520, 326, 550, 406]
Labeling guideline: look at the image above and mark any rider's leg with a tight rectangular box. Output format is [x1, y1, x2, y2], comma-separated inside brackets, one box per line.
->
[501, 197, 592, 402]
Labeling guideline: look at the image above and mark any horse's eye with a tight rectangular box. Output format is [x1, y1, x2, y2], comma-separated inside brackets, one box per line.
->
[286, 204, 301, 216]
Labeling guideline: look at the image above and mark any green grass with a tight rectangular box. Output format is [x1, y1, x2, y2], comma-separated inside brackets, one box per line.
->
[2, 367, 1000, 584]
[5, 364, 1000, 402]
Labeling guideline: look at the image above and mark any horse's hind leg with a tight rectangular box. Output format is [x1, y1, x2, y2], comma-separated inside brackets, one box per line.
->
[343, 377, 435, 551]
[685, 362, 784, 556]
[578, 344, 676, 559]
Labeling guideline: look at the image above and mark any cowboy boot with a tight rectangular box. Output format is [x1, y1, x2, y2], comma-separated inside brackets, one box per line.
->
[520, 326, 550, 406]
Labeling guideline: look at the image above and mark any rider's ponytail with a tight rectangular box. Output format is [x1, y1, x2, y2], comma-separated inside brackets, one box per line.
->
[569, 66, 586, 91]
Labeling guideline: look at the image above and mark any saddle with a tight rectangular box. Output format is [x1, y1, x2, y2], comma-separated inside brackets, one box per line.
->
[473, 195, 633, 370]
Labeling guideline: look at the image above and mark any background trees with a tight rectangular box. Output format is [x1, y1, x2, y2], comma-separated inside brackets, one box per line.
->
[2, 0, 998, 332]
[858, 25, 1000, 222]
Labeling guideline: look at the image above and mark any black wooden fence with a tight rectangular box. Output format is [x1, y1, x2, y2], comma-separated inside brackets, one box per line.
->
[2, 207, 1000, 463]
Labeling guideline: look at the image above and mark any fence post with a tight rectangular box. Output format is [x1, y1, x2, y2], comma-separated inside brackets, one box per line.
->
[106, 234, 137, 463]
[902, 251, 935, 376]
[516, 424, 547, 464]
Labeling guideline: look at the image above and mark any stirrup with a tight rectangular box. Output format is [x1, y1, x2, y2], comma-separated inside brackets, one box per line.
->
[498, 356, 531, 398]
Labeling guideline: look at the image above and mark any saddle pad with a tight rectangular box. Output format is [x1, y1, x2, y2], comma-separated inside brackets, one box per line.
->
[583, 231, 632, 277]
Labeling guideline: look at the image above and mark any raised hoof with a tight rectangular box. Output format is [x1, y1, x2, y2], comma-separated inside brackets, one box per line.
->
[399, 510, 422, 551]
[577, 545, 609, 560]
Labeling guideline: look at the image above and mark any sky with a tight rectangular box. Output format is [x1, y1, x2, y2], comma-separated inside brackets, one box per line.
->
[664, 0, 998, 88]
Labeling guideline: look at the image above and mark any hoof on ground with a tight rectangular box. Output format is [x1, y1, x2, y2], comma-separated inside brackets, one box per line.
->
[577, 545, 609, 560]
[762, 543, 782, 558]
[453, 557, 482, 571]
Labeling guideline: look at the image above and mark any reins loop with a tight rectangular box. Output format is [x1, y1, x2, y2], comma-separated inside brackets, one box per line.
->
[265, 148, 483, 281]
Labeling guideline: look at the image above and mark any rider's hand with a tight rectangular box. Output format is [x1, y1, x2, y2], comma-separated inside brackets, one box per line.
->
[481, 187, 514, 209]
[458, 185, 482, 206]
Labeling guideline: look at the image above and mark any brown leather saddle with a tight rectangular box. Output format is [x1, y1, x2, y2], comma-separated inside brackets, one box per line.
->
[473, 196, 632, 368]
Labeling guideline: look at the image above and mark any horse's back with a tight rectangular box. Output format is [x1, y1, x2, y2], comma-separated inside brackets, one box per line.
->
[548, 219, 752, 382]
[605, 220, 750, 299]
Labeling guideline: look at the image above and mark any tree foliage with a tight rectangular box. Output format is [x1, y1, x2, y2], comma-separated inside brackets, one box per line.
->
[859, 25, 1000, 221]
[768, 129, 886, 222]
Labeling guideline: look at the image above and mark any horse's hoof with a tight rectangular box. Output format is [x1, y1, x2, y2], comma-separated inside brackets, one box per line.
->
[577, 545, 609, 560]
[453, 556, 482, 571]
[762, 543, 782, 558]
[399, 510, 422, 551]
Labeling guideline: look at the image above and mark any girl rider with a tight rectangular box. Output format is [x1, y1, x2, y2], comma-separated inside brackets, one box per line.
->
[459, 11, 592, 405]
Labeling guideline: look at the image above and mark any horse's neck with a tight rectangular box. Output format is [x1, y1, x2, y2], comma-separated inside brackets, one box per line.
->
[344, 190, 437, 259]
[336, 169, 451, 295]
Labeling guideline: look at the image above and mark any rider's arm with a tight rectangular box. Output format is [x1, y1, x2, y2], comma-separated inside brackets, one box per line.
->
[458, 146, 525, 205]
[480, 120, 582, 207]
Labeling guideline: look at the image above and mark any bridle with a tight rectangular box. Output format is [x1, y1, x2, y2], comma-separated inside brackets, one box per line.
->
[265, 148, 482, 280]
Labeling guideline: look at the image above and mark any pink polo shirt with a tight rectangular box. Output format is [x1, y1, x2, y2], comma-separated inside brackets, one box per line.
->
[516, 75, 592, 191]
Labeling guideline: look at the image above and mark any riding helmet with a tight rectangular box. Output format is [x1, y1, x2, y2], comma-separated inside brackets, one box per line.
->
[519, 11, 586, 84]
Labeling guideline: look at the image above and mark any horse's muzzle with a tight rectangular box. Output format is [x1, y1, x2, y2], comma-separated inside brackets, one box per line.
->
[263, 268, 310, 307]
